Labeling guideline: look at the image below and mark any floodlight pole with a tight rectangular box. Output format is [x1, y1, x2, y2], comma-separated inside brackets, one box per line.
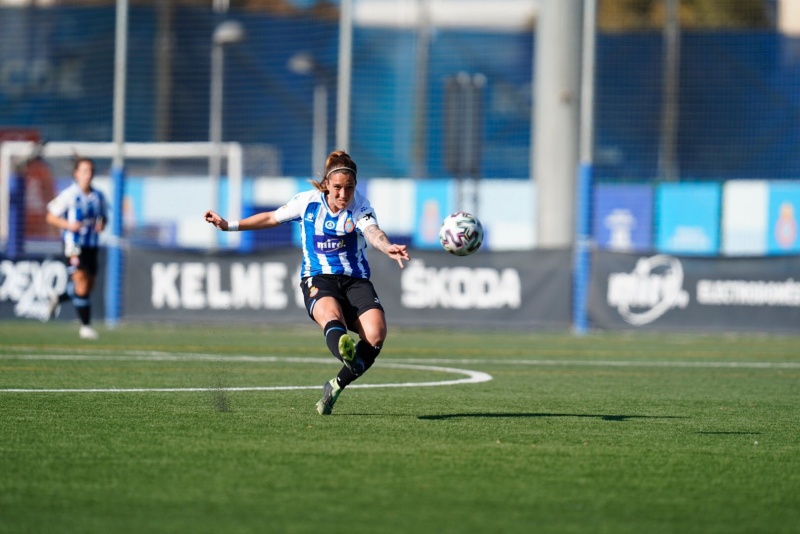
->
[209, 19, 244, 246]
[288, 52, 329, 177]
[336, 0, 353, 151]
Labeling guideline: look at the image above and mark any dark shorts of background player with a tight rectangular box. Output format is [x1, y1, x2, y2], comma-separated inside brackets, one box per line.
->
[301, 274, 384, 330]
[65, 247, 100, 276]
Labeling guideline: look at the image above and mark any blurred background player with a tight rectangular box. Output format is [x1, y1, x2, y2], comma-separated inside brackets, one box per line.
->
[45, 157, 107, 340]
[204, 149, 410, 415]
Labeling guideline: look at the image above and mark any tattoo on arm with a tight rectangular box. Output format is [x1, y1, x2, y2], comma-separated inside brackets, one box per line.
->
[365, 226, 389, 251]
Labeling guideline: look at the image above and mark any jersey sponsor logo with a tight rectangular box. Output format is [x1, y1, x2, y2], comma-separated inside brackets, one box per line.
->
[324, 220, 336, 230]
[314, 236, 345, 254]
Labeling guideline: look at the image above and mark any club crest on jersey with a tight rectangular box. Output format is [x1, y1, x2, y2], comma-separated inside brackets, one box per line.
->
[344, 218, 355, 233]
[314, 236, 345, 254]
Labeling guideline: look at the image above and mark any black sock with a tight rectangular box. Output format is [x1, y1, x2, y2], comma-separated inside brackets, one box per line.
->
[323, 320, 348, 361]
[335, 342, 382, 388]
[356, 340, 382, 372]
[73, 298, 92, 326]
[336, 366, 358, 389]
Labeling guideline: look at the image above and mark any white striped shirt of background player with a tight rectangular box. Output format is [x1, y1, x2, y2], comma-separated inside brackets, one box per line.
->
[46, 182, 107, 253]
[274, 188, 377, 279]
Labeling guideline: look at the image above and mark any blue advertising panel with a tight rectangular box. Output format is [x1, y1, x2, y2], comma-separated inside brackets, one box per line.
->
[656, 183, 721, 255]
[766, 182, 800, 255]
[592, 184, 653, 252]
[413, 179, 452, 249]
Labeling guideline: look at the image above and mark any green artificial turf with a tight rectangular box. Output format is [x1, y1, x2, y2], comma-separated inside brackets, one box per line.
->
[1, 322, 798, 533]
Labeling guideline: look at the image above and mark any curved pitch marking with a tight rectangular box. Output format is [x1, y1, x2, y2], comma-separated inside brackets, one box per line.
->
[0, 353, 493, 393]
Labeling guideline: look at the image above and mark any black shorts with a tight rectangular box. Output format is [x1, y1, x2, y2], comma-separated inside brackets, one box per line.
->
[300, 274, 384, 330]
[66, 247, 99, 276]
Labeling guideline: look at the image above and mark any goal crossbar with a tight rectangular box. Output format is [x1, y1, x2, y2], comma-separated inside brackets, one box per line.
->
[0, 141, 243, 247]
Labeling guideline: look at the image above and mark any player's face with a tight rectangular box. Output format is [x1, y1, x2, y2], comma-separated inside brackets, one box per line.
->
[74, 161, 94, 192]
[326, 172, 356, 213]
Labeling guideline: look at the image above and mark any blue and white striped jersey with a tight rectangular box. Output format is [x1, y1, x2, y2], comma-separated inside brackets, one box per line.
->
[46, 183, 107, 253]
[275, 189, 378, 279]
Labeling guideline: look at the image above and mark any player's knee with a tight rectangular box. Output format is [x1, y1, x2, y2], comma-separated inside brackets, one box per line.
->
[360, 318, 387, 346]
[361, 329, 385, 348]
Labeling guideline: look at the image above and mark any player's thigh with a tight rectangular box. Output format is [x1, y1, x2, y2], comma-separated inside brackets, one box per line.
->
[311, 296, 346, 328]
[343, 279, 386, 343]
[301, 275, 350, 327]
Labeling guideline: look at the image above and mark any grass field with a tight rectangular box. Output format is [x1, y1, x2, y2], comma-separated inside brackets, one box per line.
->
[1, 321, 799, 533]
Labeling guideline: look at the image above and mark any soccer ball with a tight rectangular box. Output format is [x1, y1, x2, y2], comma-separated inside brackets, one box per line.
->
[439, 212, 484, 256]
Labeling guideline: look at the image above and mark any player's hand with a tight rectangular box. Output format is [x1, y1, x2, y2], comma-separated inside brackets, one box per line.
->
[66, 221, 82, 233]
[387, 244, 410, 269]
[204, 210, 229, 231]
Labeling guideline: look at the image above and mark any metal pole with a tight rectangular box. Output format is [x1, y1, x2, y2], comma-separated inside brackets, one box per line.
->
[209, 0, 230, 216]
[107, 0, 128, 327]
[209, 41, 223, 212]
[208, 19, 243, 225]
[112, 0, 127, 168]
[336, 0, 353, 151]
[573, 0, 597, 335]
[411, 0, 431, 178]
[312, 82, 328, 177]
[659, 0, 680, 181]
[579, 0, 596, 166]
[154, 0, 174, 142]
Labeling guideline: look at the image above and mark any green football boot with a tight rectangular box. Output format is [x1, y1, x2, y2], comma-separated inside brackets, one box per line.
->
[338, 334, 364, 374]
[316, 378, 343, 415]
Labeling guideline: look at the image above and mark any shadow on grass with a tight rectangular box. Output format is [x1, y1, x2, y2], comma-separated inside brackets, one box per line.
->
[418, 413, 684, 422]
[696, 431, 762, 435]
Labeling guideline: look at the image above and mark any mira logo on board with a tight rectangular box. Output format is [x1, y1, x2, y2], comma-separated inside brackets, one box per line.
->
[606, 255, 689, 325]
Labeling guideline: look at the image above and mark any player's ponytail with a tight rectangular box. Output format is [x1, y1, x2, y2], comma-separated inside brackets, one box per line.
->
[310, 150, 357, 192]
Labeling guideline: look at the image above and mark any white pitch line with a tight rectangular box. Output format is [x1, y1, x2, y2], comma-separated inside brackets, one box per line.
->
[4, 352, 797, 369]
[0, 354, 492, 393]
[391, 358, 800, 370]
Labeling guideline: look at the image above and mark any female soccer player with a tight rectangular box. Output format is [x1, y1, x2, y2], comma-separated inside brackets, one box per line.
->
[45, 157, 107, 340]
[204, 150, 410, 415]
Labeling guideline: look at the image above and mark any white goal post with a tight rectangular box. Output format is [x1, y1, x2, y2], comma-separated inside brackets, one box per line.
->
[0, 141, 244, 249]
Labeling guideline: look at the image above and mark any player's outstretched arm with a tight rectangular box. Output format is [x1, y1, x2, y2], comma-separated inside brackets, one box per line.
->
[364, 225, 410, 269]
[204, 209, 281, 232]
